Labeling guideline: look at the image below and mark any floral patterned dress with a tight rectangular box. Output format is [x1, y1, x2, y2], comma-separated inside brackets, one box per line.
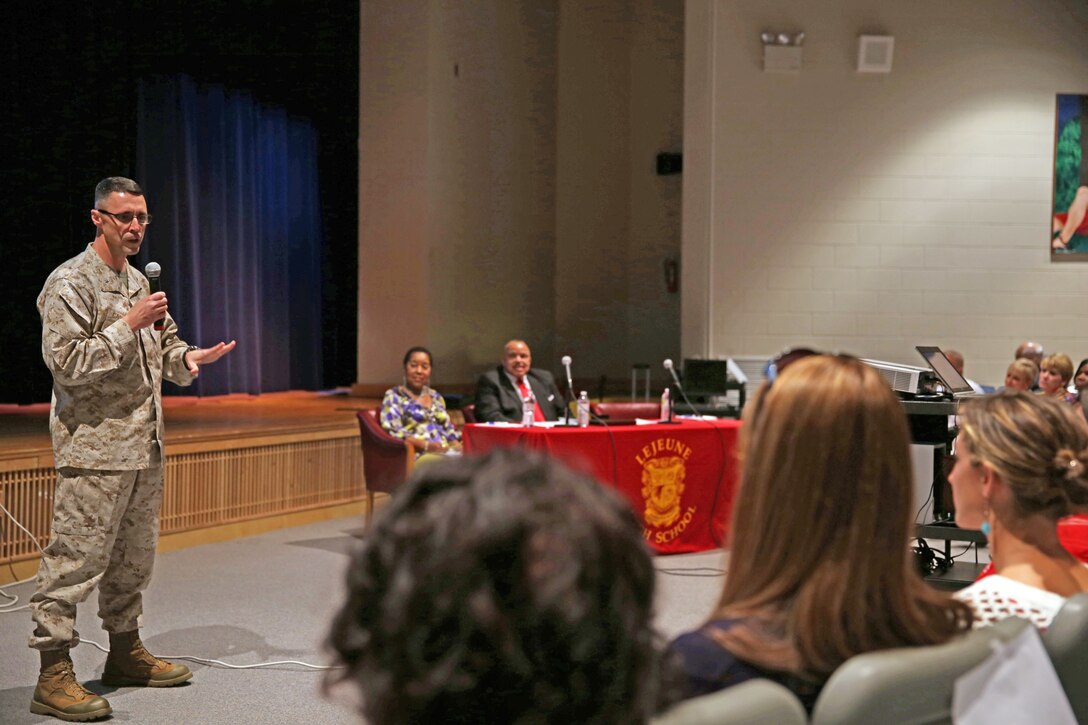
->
[379, 386, 461, 452]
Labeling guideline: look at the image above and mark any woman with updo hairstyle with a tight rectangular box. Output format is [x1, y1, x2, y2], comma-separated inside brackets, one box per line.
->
[950, 391, 1088, 629]
[666, 355, 972, 711]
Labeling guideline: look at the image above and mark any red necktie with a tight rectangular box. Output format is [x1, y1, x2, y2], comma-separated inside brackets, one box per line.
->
[517, 378, 546, 422]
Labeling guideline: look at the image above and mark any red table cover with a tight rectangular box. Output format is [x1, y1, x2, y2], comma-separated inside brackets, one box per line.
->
[463, 419, 741, 554]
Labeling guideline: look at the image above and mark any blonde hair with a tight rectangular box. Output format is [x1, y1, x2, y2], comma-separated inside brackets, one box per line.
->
[1007, 358, 1038, 387]
[1041, 353, 1074, 385]
[715, 356, 971, 679]
[957, 391, 1088, 520]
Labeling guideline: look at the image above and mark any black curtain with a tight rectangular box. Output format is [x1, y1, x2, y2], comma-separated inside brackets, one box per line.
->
[1, 1, 358, 404]
[136, 76, 324, 395]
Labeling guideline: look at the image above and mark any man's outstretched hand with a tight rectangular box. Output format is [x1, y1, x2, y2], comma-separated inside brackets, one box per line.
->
[185, 341, 237, 376]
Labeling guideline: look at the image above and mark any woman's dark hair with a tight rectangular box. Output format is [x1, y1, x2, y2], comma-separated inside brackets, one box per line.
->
[1076, 358, 1088, 387]
[402, 346, 432, 367]
[325, 449, 661, 725]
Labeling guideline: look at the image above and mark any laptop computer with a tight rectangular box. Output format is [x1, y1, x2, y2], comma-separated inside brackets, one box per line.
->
[915, 346, 984, 399]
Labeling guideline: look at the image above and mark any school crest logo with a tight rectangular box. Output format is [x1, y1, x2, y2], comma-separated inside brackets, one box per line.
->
[635, 437, 698, 544]
[641, 456, 686, 527]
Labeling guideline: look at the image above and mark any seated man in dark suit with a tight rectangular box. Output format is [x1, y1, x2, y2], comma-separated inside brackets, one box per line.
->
[474, 340, 566, 422]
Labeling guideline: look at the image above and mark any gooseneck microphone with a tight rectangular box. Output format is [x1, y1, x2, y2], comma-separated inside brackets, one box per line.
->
[663, 358, 699, 420]
[144, 262, 165, 331]
[663, 359, 681, 390]
[561, 355, 574, 426]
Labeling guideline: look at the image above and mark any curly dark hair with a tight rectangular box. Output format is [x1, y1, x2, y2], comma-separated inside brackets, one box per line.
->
[325, 449, 661, 725]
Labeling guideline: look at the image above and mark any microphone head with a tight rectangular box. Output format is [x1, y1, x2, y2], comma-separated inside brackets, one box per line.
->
[561, 355, 572, 366]
[663, 358, 673, 370]
[144, 262, 161, 279]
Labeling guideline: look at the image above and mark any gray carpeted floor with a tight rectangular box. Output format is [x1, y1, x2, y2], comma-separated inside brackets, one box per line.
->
[0, 515, 726, 724]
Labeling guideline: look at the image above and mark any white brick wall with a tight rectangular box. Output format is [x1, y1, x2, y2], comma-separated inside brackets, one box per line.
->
[684, 0, 1088, 386]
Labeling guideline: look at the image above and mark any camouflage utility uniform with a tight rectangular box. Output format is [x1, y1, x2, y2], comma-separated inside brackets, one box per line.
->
[30, 244, 195, 651]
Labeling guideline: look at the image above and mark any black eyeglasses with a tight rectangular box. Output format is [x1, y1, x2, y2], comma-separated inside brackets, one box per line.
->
[95, 209, 152, 226]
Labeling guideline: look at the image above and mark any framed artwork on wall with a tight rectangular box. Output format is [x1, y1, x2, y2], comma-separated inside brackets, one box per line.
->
[1052, 93, 1088, 259]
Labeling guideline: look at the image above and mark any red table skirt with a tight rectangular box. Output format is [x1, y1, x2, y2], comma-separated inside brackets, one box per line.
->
[462, 419, 741, 554]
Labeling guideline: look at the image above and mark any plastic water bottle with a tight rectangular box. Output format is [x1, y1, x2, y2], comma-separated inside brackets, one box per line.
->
[522, 390, 535, 427]
[577, 391, 590, 427]
[660, 387, 671, 422]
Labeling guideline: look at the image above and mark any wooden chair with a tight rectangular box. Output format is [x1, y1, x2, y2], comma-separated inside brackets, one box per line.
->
[1043, 592, 1088, 723]
[651, 680, 806, 725]
[810, 616, 1030, 725]
[356, 409, 414, 524]
[590, 401, 661, 420]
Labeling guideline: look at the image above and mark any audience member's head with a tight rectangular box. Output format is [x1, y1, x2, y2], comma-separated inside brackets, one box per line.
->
[325, 449, 660, 725]
[1076, 358, 1088, 393]
[1004, 358, 1038, 392]
[502, 339, 533, 379]
[945, 349, 966, 376]
[1039, 352, 1074, 396]
[953, 391, 1088, 529]
[719, 355, 971, 680]
[1015, 340, 1045, 366]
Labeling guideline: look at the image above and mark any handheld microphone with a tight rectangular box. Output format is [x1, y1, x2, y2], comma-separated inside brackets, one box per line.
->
[144, 262, 165, 331]
[561, 355, 574, 426]
[663, 358, 699, 419]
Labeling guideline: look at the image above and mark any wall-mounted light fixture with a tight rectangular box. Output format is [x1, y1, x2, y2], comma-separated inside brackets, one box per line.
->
[761, 31, 805, 73]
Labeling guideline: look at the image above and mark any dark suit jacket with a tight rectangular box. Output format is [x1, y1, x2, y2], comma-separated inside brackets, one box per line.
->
[474, 367, 567, 423]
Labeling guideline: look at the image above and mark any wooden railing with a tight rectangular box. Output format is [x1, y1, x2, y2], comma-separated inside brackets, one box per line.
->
[0, 428, 364, 569]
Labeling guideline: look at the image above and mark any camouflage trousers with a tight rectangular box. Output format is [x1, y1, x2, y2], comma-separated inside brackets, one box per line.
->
[29, 455, 163, 651]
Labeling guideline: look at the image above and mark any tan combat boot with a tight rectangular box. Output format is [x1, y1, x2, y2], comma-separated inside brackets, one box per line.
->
[30, 648, 113, 722]
[102, 630, 193, 687]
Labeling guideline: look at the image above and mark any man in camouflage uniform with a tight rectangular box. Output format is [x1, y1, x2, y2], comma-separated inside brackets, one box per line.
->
[30, 177, 236, 721]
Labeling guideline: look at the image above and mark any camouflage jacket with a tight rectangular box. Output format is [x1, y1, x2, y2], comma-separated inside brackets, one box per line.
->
[37, 245, 195, 470]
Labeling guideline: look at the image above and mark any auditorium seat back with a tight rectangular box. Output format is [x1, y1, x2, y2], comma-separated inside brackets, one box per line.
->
[461, 403, 476, 424]
[651, 680, 806, 725]
[810, 616, 1031, 725]
[1043, 592, 1088, 723]
[590, 401, 661, 420]
[356, 409, 414, 524]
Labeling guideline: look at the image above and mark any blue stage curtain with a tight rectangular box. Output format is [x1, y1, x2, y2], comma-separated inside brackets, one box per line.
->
[135, 76, 324, 395]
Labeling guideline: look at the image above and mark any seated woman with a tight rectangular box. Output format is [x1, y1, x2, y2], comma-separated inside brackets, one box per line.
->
[379, 346, 461, 455]
[324, 450, 661, 724]
[1003, 357, 1039, 392]
[949, 391, 1088, 629]
[1074, 358, 1088, 424]
[1038, 352, 1076, 403]
[667, 355, 972, 711]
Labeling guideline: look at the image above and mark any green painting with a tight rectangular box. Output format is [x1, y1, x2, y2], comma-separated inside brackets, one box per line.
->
[1052, 94, 1088, 258]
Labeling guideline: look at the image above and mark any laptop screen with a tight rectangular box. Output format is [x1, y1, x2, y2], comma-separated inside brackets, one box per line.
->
[682, 359, 730, 395]
[915, 346, 973, 394]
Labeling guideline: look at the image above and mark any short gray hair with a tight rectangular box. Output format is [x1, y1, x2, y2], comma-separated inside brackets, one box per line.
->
[94, 177, 144, 207]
